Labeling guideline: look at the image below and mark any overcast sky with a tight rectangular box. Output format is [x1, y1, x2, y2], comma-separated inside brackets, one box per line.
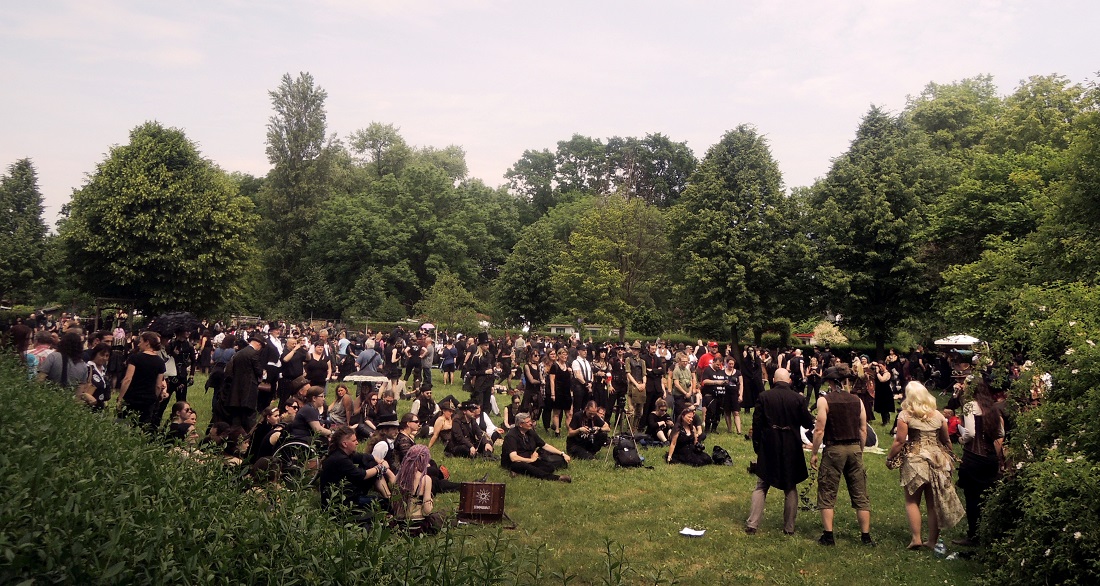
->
[2, 0, 1096, 224]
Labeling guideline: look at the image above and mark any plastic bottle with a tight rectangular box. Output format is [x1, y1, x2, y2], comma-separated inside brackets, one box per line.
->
[933, 539, 947, 557]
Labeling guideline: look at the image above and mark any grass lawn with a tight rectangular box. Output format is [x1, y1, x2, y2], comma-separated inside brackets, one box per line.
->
[180, 372, 980, 586]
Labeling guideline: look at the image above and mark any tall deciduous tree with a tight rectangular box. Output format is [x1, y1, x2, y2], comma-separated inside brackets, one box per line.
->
[0, 159, 47, 304]
[551, 194, 668, 341]
[255, 72, 335, 306]
[62, 122, 254, 314]
[669, 124, 804, 343]
[494, 198, 592, 328]
[348, 122, 412, 179]
[810, 107, 943, 356]
[415, 271, 479, 334]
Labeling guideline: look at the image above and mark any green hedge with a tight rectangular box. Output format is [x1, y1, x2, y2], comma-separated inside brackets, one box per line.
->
[0, 359, 551, 585]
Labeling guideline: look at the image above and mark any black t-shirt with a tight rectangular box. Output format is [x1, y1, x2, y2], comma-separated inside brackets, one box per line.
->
[700, 366, 728, 396]
[501, 427, 545, 466]
[125, 352, 166, 407]
[290, 404, 322, 442]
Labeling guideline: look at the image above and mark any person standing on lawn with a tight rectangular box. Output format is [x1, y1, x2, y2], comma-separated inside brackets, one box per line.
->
[745, 368, 816, 535]
[810, 378, 875, 546]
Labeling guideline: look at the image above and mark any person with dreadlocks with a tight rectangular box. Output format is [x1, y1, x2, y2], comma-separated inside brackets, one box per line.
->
[393, 444, 441, 534]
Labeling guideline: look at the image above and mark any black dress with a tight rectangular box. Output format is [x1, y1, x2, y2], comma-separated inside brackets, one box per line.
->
[548, 362, 572, 411]
[670, 425, 712, 466]
[305, 354, 329, 387]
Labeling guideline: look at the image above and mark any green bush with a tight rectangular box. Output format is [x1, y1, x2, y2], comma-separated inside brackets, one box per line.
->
[0, 360, 482, 583]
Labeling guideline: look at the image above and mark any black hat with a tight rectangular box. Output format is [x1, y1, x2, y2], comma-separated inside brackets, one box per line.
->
[460, 400, 480, 411]
[248, 333, 267, 344]
[268, 321, 283, 332]
[377, 413, 399, 428]
[477, 332, 490, 345]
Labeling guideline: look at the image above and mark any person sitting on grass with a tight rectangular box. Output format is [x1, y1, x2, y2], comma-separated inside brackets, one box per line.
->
[445, 401, 495, 458]
[566, 400, 610, 459]
[501, 413, 572, 483]
[164, 401, 200, 445]
[667, 408, 712, 466]
[646, 398, 674, 443]
[365, 413, 401, 469]
[319, 425, 395, 515]
[392, 444, 442, 534]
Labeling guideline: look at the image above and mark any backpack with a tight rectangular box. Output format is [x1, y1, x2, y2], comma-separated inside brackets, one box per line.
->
[711, 445, 734, 466]
[613, 435, 643, 468]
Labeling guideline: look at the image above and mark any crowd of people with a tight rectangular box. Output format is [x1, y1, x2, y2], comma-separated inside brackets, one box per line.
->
[4, 311, 1021, 548]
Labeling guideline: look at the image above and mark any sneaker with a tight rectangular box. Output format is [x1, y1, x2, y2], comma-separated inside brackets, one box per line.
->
[557, 475, 572, 483]
[744, 526, 757, 535]
[861, 535, 876, 547]
[817, 533, 836, 546]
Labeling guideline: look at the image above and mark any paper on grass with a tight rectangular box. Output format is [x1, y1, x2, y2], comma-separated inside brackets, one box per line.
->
[679, 527, 706, 537]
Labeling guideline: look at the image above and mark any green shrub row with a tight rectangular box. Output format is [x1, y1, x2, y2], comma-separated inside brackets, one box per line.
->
[0, 358, 670, 585]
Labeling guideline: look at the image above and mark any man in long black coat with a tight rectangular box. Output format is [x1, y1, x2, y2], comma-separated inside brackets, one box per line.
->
[222, 334, 264, 430]
[745, 368, 816, 535]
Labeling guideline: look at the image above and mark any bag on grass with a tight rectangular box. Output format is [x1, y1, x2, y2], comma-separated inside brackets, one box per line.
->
[712, 445, 734, 466]
[538, 448, 569, 471]
[613, 435, 643, 467]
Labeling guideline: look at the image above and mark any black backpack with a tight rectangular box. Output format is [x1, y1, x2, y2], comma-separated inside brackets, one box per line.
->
[613, 435, 643, 467]
[712, 445, 734, 466]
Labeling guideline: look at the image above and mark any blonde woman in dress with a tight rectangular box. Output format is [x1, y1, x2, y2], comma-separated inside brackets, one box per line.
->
[886, 381, 965, 549]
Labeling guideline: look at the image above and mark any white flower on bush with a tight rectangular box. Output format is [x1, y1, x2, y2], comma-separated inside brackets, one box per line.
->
[1017, 462, 1024, 470]
[1065, 348, 1076, 355]
[1070, 321, 1077, 327]
[1072, 369, 1080, 374]
[1088, 340, 1096, 347]
[1029, 321, 1035, 327]
[1039, 305, 1047, 312]
[1075, 531, 1083, 540]
[1045, 548, 1052, 557]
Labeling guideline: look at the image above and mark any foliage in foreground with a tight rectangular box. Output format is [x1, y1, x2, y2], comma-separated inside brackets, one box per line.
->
[0, 359, 688, 585]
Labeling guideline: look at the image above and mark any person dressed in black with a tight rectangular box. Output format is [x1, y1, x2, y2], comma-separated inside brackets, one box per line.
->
[445, 401, 494, 458]
[520, 351, 543, 423]
[608, 346, 628, 427]
[566, 400, 610, 460]
[158, 327, 196, 424]
[318, 426, 395, 515]
[646, 398, 674, 443]
[220, 334, 264, 431]
[699, 358, 729, 434]
[469, 333, 495, 411]
[745, 368, 816, 535]
[667, 408, 711, 466]
[501, 413, 572, 482]
[954, 378, 1004, 547]
[279, 335, 308, 407]
[118, 331, 168, 432]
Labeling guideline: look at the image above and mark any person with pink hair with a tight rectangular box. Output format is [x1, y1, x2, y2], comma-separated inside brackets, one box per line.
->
[393, 444, 440, 533]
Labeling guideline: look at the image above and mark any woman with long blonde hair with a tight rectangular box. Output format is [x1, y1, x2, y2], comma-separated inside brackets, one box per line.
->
[886, 382, 964, 549]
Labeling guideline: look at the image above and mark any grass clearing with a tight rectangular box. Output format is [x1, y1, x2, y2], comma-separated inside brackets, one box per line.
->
[90, 372, 983, 585]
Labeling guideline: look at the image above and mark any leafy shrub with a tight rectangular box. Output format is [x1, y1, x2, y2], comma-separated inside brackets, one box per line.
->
[0, 359, 664, 585]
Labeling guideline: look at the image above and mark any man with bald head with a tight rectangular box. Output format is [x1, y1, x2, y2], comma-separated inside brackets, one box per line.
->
[745, 368, 816, 535]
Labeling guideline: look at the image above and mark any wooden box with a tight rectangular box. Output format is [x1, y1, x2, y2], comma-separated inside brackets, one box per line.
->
[457, 482, 506, 523]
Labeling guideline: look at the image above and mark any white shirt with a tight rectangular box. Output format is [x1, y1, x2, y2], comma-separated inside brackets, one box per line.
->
[267, 334, 284, 367]
[572, 356, 592, 383]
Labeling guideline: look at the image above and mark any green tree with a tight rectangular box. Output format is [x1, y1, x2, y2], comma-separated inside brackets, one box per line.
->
[414, 271, 479, 334]
[505, 148, 556, 221]
[551, 194, 668, 342]
[494, 198, 593, 328]
[255, 72, 335, 307]
[606, 133, 697, 207]
[61, 122, 254, 315]
[0, 159, 47, 304]
[669, 124, 806, 344]
[810, 107, 944, 356]
[348, 122, 412, 179]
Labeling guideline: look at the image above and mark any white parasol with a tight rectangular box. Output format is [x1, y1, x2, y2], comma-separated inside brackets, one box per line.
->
[934, 334, 981, 347]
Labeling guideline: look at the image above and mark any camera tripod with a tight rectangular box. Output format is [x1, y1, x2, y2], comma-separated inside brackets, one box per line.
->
[603, 402, 639, 465]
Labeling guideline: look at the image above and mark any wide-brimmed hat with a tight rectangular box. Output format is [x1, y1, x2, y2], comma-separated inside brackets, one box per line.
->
[631, 341, 642, 350]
